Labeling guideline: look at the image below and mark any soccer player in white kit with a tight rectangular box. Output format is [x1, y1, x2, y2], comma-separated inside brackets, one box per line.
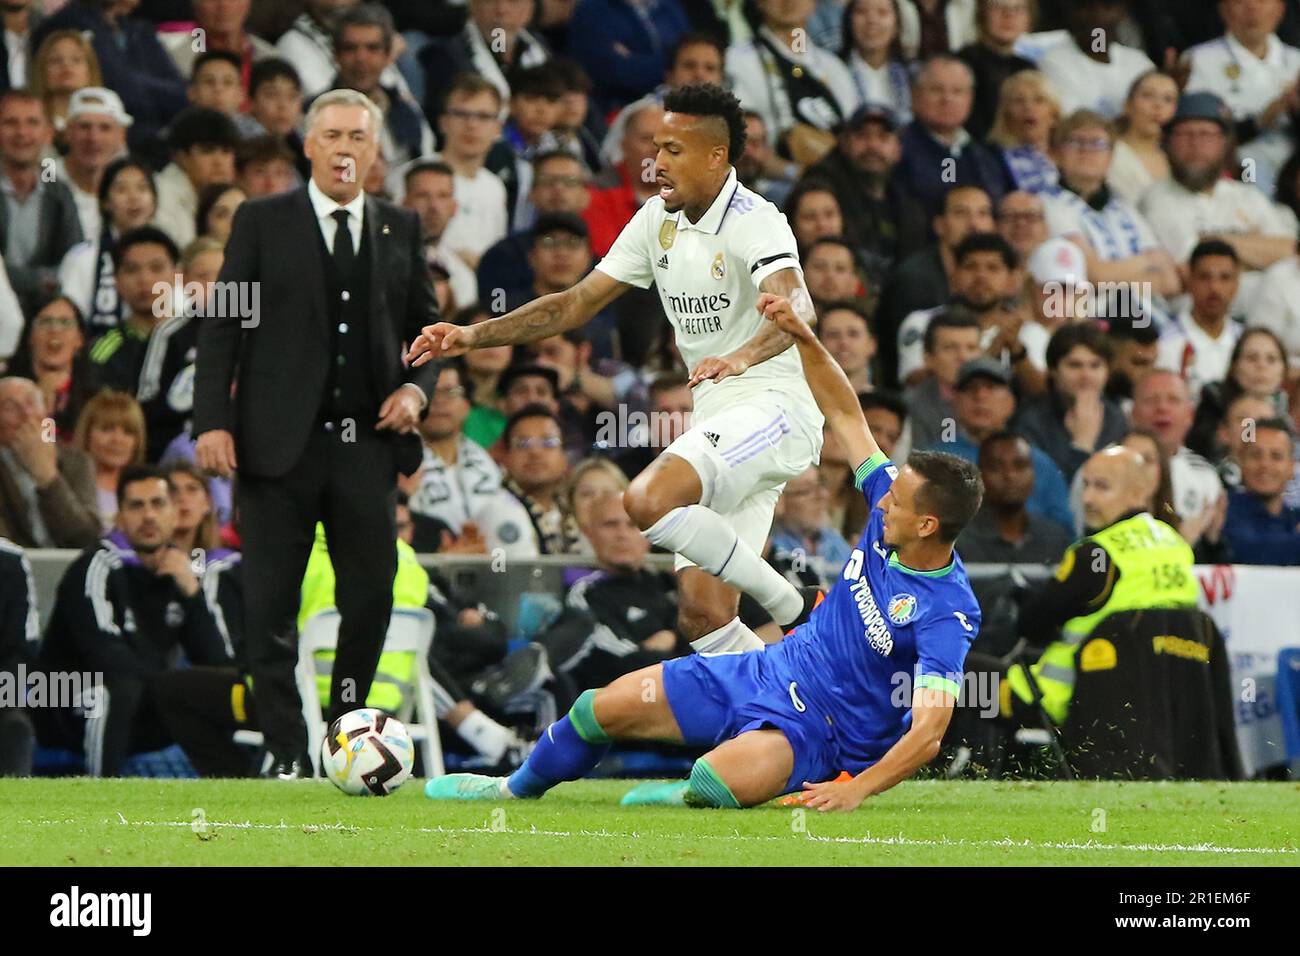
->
[408, 84, 825, 655]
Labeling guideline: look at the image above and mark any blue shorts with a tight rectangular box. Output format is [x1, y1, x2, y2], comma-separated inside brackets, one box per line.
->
[661, 650, 839, 795]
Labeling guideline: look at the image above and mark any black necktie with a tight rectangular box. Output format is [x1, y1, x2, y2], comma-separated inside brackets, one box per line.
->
[331, 209, 354, 283]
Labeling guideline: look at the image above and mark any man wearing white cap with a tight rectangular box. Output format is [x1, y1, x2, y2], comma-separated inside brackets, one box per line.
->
[57, 87, 131, 240]
[1022, 237, 1090, 368]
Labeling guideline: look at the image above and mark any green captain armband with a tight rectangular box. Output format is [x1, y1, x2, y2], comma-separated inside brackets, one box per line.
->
[854, 451, 890, 490]
[915, 673, 962, 699]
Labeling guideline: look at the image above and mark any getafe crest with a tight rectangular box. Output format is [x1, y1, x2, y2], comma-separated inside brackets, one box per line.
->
[887, 593, 918, 626]
[658, 219, 677, 250]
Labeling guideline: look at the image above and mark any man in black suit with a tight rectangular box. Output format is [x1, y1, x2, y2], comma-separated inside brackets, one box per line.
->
[193, 88, 441, 779]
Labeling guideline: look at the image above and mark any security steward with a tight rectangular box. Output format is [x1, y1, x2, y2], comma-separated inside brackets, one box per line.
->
[1004, 444, 1200, 727]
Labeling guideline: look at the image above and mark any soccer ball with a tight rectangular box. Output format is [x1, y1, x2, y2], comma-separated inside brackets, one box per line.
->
[321, 708, 415, 796]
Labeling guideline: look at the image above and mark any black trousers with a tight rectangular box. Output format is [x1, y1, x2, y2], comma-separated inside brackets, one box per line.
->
[0, 708, 33, 776]
[237, 425, 398, 756]
[32, 674, 172, 776]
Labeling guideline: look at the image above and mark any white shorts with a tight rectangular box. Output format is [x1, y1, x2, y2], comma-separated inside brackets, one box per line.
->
[663, 397, 822, 572]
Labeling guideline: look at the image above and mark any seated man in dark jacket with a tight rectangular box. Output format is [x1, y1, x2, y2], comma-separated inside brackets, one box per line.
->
[0, 538, 36, 776]
[33, 465, 231, 776]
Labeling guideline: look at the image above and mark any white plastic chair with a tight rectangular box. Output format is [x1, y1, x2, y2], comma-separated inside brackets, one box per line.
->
[295, 607, 445, 778]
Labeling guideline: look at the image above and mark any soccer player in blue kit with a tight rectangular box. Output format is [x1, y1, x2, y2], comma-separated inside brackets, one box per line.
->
[425, 296, 985, 811]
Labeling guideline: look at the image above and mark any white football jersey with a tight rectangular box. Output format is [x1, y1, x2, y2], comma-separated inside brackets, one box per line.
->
[595, 167, 822, 427]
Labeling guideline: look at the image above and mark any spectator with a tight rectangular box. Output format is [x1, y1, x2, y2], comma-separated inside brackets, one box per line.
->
[547, 58, 603, 175]
[498, 404, 583, 556]
[0, 253, 18, 357]
[278, 0, 367, 100]
[161, 0, 276, 85]
[401, 159, 477, 308]
[1020, 234, 1089, 362]
[902, 309, 982, 453]
[805, 237, 869, 307]
[841, 0, 913, 124]
[30, 0, 187, 152]
[895, 55, 1012, 219]
[153, 106, 239, 249]
[1014, 322, 1129, 481]
[996, 189, 1049, 262]
[435, 73, 509, 268]
[1119, 427, 1181, 531]
[0, 0, 36, 93]
[786, 178, 845, 252]
[234, 135, 299, 198]
[57, 156, 156, 336]
[819, 301, 877, 392]
[194, 182, 245, 244]
[455, 305, 514, 448]
[584, 99, 663, 257]
[608, 370, 693, 479]
[57, 87, 130, 242]
[28, 29, 101, 136]
[957, 0, 1036, 140]
[88, 227, 180, 396]
[73, 388, 145, 530]
[1043, 108, 1182, 298]
[1182, 0, 1300, 195]
[1156, 239, 1242, 400]
[533, 324, 647, 455]
[1104, 305, 1161, 408]
[1108, 69, 1178, 206]
[1245, 238, 1300, 373]
[986, 69, 1061, 194]
[553, 493, 687, 692]
[0, 90, 83, 313]
[477, 150, 591, 304]
[956, 431, 1074, 563]
[1189, 326, 1289, 459]
[181, 234, 224, 291]
[569, 0, 691, 114]
[1036, 0, 1155, 118]
[897, 0, 980, 59]
[1140, 91, 1296, 307]
[928, 355, 1074, 532]
[34, 465, 230, 776]
[564, 456, 629, 540]
[1210, 392, 1278, 489]
[726, 0, 858, 165]
[187, 51, 247, 129]
[897, 233, 1030, 387]
[0, 376, 100, 548]
[408, 358, 508, 550]
[5, 294, 94, 443]
[1224, 417, 1300, 564]
[245, 59, 305, 160]
[800, 103, 928, 278]
[875, 183, 994, 383]
[0, 537, 36, 777]
[328, 4, 434, 171]
[1129, 368, 1226, 524]
[736, 110, 797, 207]
[770, 465, 854, 579]
[420, 0, 551, 117]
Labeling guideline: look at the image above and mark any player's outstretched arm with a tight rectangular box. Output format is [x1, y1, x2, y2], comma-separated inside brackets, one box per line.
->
[407, 270, 630, 366]
[800, 687, 956, 812]
[760, 293, 880, 469]
[688, 267, 809, 387]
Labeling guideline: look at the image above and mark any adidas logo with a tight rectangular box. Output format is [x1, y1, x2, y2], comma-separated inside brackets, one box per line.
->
[656, 254, 669, 269]
[704, 431, 720, 447]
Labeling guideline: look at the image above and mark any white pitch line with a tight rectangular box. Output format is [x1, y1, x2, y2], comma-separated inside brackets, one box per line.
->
[12, 817, 1293, 858]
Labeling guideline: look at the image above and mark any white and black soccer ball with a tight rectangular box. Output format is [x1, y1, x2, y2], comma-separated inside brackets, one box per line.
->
[321, 708, 415, 796]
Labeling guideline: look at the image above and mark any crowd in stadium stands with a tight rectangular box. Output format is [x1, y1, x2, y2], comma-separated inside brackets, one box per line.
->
[5, 0, 1300, 777]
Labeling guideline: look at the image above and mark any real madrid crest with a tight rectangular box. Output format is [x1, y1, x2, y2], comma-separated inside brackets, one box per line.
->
[711, 251, 725, 280]
[658, 218, 677, 250]
[1225, 63, 1241, 81]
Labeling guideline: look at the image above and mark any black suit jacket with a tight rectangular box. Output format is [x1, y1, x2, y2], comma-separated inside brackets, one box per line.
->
[193, 187, 441, 479]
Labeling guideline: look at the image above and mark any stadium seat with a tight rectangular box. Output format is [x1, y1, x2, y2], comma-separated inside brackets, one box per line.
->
[296, 608, 445, 778]
[1276, 648, 1300, 779]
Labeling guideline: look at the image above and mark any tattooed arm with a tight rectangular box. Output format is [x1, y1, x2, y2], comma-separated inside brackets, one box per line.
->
[687, 267, 815, 386]
[408, 270, 630, 364]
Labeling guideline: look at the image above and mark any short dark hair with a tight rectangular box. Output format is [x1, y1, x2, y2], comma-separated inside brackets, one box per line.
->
[334, 2, 395, 50]
[404, 158, 455, 190]
[940, 184, 991, 215]
[116, 464, 174, 508]
[532, 149, 586, 175]
[98, 155, 156, 208]
[547, 57, 591, 94]
[510, 64, 565, 100]
[663, 83, 746, 160]
[249, 57, 302, 97]
[195, 182, 241, 237]
[236, 134, 296, 173]
[1102, 310, 1160, 344]
[169, 106, 240, 153]
[447, 72, 504, 109]
[1046, 322, 1113, 369]
[111, 225, 179, 269]
[1190, 238, 1240, 269]
[503, 402, 562, 444]
[818, 301, 871, 331]
[436, 355, 469, 387]
[191, 49, 242, 79]
[807, 235, 861, 263]
[907, 451, 985, 542]
[954, 232, 1019, 270]
[923, 309, 981, 354]
[1253, 416, 1295, 444]
[649, 371, 690, 396]
[860, 389, 907, 423]
[669, 31, 725, 70]
[976, 430, 1029, 465]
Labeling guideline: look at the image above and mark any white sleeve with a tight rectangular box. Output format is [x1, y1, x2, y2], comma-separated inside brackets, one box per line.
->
[0, 255, 22, 360]
[1128, 205, 1161, 253]
[1246, 261, 1300, 362]
[595, 200, 657, 289]
[484, 491, 541, 559]
[1140, 190, 1196, 261]
[896, 310, 930, 381]
[1043, 193, 1084, 242]
[57, 242, 95, 319]
[1248, 190, 1297, 237]
[735, 200, 801, 288]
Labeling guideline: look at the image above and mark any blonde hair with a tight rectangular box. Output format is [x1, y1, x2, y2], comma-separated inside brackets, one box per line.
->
[181, 235, 225, 272]
[30, 30, 102, 104]
[565, 457, 630, 528]
[74, 390, 146, 466]
[987, 70, 1061, 149]
[305, 88, 384, 142]
[1050, 108, 1117, 151]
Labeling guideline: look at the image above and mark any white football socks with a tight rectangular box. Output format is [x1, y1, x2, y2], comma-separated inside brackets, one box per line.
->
[689, 616, 765, 655]
[644, 505, 804, 626]
[456, 709, 512, 762]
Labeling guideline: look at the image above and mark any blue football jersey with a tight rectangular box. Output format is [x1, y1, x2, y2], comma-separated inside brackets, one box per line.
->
[767, 451, 982, 769]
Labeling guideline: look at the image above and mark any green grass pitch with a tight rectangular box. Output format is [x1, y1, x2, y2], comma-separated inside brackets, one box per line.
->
[1, 778, 1297, 866]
